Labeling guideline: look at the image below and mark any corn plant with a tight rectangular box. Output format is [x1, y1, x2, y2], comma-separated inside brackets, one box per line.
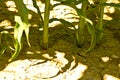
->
[1, 0, 119, 61]
[51, 0, 96, 52]
[76, 1, 88, 47]
[9, 0, 30, 62]
[31, 0, 51, 49]
[76, 0, 96, 52]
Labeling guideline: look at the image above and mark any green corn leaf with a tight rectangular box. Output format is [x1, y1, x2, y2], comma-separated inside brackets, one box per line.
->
[9, 40, 21, 62]
[14, 0, 30, 47]
[9, 16, 23, 62]
[23, 22, 31, 47]
[14, 16, 24, 43]
[75, 8, 93, 26]
[102, 3, 120, 8]
[0, 45, 7, 57]
[85, 23, 96, 53]
[32, 0, 44, 27]
[54, 0, 84, 5]
[76, 1, 94, 47]
[9, 0, 30, 61]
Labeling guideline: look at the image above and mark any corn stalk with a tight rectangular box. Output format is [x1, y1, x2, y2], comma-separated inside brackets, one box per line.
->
[42, 0, 50, 49]
[76, 1, 88, 47]
[96, 0, 106, 43]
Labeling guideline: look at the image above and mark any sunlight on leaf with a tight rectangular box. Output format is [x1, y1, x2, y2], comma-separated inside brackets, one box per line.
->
[9, 15, 27, 62]
[14, 0, 30, 47]
[8, 0, 31, 61]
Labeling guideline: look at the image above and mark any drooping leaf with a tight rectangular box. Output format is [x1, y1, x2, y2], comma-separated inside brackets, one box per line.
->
[76, 1, 95, 48]
[9, 16, 23, 62]
[85, 23, 96, 53]
[9, 40, 21, 62]
[74, 8, 93, 26]
[9, 0, 30, 61]
[14, 0, 30, 47]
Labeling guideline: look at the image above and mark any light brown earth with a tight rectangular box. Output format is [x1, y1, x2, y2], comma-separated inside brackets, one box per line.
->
[0, 0, 120, 80]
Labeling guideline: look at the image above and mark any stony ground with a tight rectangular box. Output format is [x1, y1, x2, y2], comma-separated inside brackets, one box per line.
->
[0, 0, 120, 80]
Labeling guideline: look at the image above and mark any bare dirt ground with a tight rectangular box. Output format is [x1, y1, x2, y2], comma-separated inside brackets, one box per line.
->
[0, 0, 120, 80]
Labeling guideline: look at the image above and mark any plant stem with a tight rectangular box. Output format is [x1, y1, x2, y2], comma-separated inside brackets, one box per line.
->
[96, 0, 106, 43]
[43, 0, 50, 50]
[76, 1, 87, 47]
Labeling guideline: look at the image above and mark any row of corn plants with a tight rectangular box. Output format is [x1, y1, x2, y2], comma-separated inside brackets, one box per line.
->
[51, 0, 120, 53]
[0, 0, 120, 61]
